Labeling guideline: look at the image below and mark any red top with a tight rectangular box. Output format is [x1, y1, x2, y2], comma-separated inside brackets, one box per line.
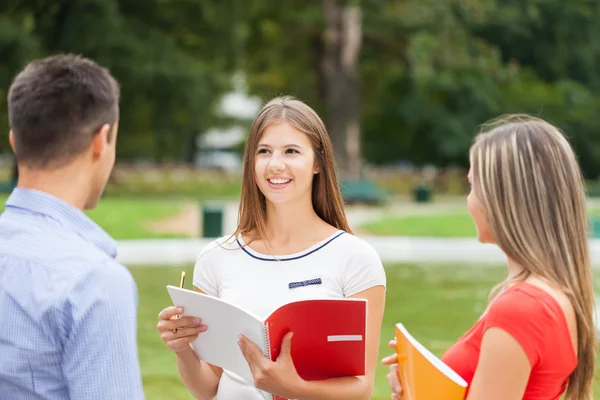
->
[441, 282, 577, 400]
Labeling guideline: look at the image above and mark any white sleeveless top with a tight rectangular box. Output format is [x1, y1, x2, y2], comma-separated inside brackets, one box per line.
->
[193, 230, 386, 400]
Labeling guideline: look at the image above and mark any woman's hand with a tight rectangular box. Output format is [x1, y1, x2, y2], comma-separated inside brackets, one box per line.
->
[238, 332, 306, 399]
[156, 306, 207, 353]
[381, 339, 403, 400]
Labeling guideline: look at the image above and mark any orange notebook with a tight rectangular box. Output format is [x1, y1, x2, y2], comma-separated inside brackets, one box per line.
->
[395, 323, 468, 400]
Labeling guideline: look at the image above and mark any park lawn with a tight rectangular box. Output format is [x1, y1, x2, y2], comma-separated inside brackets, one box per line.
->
[86, 198, 189, 239]
[130, 263, 600, 399]
[0, 194, 189, 239]
[359, 212, 477, 237]
[361, 208, 600, 237]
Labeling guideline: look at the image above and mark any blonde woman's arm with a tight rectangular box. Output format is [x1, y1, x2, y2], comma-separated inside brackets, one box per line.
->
[465, 328, 531, 400]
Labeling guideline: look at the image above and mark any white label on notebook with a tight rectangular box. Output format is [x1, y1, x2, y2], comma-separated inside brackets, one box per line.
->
[327, 335, 363, 342]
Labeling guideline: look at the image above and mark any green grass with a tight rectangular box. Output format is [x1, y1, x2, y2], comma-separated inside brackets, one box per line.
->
[131, 263, 600, 399]
[0, 194, 189, 239]
[87, 198, 188, 239]
[360, 212, 477, 237]
[362, 209, 600, 237]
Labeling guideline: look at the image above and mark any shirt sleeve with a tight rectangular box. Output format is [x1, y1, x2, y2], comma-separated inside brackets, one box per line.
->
[483, 288, 548, 368]
[342, 237, 386, 297]
[60, 261, 144, 400]
[193, 241, 221, 296]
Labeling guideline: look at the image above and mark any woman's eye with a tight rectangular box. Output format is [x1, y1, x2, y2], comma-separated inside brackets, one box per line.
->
[257, 148, 269, 154]
[286, 149, 299, 154]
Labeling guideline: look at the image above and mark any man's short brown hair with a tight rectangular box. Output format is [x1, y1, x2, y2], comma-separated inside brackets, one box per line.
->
[8, 54, 120, 168]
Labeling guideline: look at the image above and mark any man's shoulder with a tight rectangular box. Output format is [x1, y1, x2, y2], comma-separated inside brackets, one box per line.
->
[0, 218, 131, 295]
[0, 217, 113, 264]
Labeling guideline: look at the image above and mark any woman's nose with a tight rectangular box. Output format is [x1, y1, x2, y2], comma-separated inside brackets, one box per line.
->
[268, 155, 286, 172]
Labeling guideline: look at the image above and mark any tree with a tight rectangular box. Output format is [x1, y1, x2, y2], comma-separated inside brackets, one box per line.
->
[241, 1, 365, 179]
[321, 0, 362, 179]
[0, 0, 240, 163]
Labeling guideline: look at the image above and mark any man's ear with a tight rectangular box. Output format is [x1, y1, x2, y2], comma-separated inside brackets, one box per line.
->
[91, 124, 111, 159]
[9, 130, 15, 153]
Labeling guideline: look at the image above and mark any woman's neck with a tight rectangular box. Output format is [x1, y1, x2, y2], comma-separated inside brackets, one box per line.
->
[507, 257, 525, 279]
[263, 199, 326, 243]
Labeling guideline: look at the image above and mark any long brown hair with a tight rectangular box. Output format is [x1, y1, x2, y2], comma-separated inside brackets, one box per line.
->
[470, 114, 596, 399]
[233, 96, 352, 243]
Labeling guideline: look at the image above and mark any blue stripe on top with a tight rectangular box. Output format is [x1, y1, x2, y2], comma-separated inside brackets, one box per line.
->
[0, 188, 144, 400]
[237, 230, 346, 261]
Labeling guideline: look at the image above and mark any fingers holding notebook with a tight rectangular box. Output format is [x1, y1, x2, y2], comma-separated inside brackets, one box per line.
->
[156, 306, 207, 353]
[386, 364, 403, 399]
[238, 332, 305, 399]
[381, 339, 398, 366]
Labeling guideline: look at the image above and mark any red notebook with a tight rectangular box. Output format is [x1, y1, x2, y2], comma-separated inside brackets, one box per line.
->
[167, 286, 367, 400]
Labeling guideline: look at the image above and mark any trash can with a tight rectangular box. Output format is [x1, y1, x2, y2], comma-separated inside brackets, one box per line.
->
[202, 204, 224, 238]
[413, 184, 432, 203]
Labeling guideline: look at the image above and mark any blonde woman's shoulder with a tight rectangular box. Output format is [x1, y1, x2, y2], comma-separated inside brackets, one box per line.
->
[524, 276, 578, 352]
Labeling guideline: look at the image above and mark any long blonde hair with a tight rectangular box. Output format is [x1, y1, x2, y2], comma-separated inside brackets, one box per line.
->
[233, 96, 352, 243]
[470, 114, 596, 399]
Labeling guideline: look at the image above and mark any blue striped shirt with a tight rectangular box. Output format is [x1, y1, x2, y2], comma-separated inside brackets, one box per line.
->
[0, 188, 144, 399]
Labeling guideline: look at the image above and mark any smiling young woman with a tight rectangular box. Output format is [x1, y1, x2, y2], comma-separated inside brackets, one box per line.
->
[156, 96, 386, 400]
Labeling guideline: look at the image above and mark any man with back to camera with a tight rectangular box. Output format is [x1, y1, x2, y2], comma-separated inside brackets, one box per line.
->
[0, 54, 144, 399]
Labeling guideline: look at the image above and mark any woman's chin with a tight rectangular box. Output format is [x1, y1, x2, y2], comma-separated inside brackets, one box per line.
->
[263, 194, 292, 205]
[476, 233, 495, 244]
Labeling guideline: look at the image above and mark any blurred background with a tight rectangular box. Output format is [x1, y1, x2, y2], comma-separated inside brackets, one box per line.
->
[2, 0, 600, 398]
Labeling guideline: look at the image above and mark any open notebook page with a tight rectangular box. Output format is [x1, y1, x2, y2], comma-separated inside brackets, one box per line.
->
[167, 286, 266, 384]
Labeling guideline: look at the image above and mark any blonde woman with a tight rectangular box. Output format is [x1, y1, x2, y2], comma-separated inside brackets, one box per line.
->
[383, 115, 596, 400]
[156, 96, 386, 400]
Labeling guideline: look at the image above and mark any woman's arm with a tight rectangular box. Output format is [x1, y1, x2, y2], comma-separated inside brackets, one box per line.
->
[239, 285, 386, 400]
[156, 287, 223, 400]
[174, 346, 223, 400]
[465, 327, 531, 400]
[381, 328, 532, 400]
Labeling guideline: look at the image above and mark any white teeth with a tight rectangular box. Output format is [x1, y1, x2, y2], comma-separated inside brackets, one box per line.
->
[269, 178, 291, 184]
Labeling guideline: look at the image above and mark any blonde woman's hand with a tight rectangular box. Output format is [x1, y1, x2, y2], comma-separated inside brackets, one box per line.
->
[381, 339, 403, 399]
[156, 306, 207, 353]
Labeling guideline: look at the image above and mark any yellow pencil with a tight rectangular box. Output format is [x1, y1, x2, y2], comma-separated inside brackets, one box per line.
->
[173, 271, 186, 333]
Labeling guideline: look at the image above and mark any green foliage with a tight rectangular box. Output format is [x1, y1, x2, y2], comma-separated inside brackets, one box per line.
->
[0, 0, 240, 162]
[4, 0, 600, 177]
[105, 167, 242, 199]
[237, 0, 600, 178]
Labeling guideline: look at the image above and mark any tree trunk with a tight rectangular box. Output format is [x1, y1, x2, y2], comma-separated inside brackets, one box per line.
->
[321, 0, 362, 180]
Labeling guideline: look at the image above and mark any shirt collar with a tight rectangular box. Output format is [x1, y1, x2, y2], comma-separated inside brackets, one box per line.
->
[5, 188, 117, 258]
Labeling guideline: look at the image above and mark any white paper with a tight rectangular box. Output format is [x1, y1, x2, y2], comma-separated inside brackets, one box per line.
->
[167, 286, 267, 385]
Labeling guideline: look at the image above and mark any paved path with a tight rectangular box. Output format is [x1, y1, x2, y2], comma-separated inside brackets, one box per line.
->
[130, 198, 600, 267]
[116, 235, 600, 267]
